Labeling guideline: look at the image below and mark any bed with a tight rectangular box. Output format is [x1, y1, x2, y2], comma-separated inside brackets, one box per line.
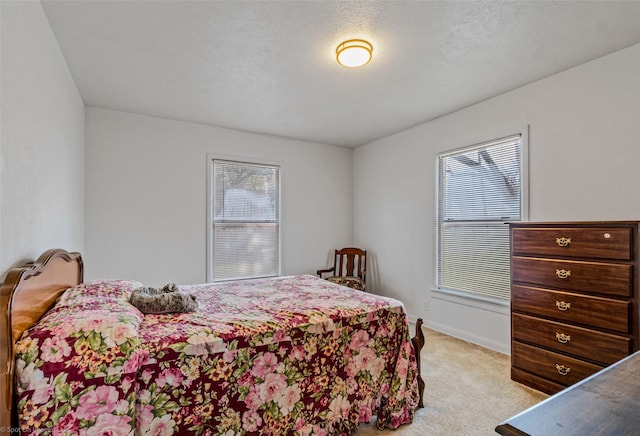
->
[1, 249, 424, 435]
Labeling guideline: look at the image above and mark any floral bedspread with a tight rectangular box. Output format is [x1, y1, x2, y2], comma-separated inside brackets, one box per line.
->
[15, 275, 419, 435]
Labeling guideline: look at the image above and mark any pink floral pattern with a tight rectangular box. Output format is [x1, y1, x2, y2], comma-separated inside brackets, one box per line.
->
[15, 275, 419, 435]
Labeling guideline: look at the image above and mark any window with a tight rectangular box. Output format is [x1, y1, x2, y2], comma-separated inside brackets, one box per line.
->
[210, 159, 280, 281]
[437, 134, 524, 300]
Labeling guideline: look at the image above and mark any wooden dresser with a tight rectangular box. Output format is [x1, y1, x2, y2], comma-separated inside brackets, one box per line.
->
[509, 221, 639, 394]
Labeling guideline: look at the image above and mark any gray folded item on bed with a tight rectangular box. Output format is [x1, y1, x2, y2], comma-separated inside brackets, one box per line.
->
[129, 283, 198, 314]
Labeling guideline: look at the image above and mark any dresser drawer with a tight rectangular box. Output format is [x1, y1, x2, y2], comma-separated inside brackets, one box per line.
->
[512, 227, 633, 260]
[513, 342, 603, 387]
[511, 285, 631, 333]
[512, 257, 632, 297]
[512, 313, 631, 365]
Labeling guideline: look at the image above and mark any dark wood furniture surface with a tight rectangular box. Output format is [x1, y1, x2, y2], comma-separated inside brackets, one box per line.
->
[0, 249, 83, 432]
[509, 222, 639, 394]
[496, 350, 640, 435]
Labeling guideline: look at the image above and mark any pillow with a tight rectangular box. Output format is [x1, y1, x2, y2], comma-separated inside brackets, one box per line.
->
[56, 279, 145, 306]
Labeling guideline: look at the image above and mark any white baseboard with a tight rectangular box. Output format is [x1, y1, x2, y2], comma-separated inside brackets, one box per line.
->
[406, 313, 420, 325]
[422, 318, 511, 355]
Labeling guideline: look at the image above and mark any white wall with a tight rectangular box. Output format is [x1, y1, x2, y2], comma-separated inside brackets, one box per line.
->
[6, 0, 638, 356]
[85, 107, 353, 285]
[354, 43, 640, 353]
[0, 1, 85, 274]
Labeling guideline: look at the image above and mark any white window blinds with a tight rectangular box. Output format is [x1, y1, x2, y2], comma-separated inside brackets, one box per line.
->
[212, 160, 280, 281]
[437, 135, 522, 300]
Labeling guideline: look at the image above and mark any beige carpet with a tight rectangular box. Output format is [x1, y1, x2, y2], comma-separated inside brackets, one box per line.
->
[357, 328, 547, 435]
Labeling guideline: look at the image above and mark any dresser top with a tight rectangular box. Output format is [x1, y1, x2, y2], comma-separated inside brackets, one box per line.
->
[510, 221, 640, 227]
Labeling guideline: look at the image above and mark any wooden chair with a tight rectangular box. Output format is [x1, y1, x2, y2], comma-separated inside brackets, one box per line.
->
[316, 247, 366, 291]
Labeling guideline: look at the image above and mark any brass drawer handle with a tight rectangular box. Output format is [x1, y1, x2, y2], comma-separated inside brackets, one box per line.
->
[556, 301, 571, 311]
[556, 332, 571, 343]
[556, 237, 571, 247]
[555, 364, 571, 376]
[556, 269, 571, 279]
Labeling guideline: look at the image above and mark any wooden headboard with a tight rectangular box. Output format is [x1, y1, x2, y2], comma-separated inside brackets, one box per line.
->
[0, 249, 83, 432]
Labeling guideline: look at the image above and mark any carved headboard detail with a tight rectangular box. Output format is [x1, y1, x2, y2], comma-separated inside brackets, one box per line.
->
[0, 249, 83, 431]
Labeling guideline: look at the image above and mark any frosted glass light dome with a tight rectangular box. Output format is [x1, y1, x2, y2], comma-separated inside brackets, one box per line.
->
[336, 39, 373, 68]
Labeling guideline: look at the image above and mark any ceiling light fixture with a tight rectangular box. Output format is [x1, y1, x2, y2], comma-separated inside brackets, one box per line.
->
[336, 39, 373, 68]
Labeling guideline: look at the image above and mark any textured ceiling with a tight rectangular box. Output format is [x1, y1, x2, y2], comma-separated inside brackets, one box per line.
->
[42, 1, 640, 147]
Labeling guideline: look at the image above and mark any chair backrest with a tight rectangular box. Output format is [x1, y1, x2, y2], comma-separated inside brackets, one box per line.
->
[334, 247, 366, 281]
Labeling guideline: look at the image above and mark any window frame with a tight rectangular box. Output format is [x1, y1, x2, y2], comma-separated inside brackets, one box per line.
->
[206, 155, 282, 282]
[434, 128, 529, 305]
